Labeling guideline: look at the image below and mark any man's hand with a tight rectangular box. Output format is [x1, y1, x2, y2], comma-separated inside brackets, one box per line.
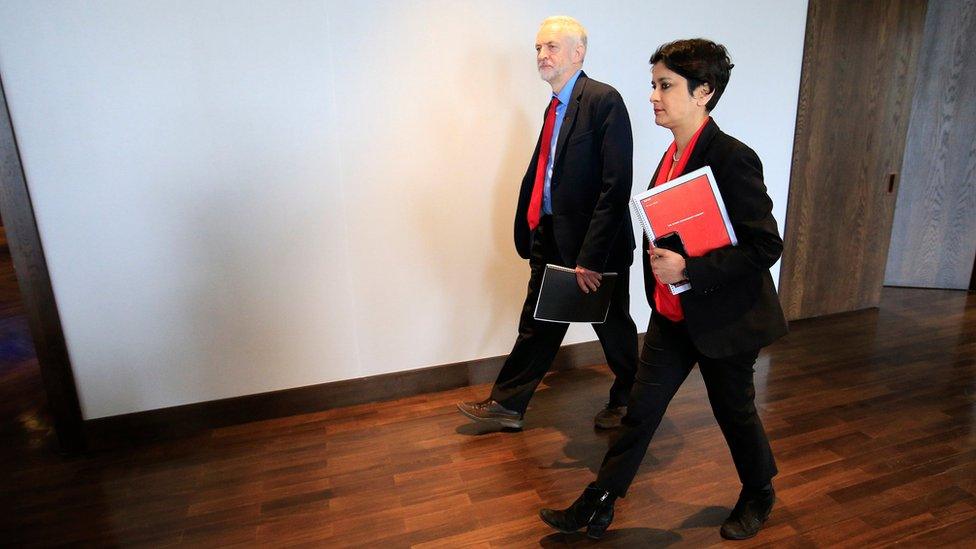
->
[575, 265, 602, 294]
[649, 247, 687, 284]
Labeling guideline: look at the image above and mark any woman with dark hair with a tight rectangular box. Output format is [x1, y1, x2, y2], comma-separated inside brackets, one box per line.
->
[538, 38, 788, 541]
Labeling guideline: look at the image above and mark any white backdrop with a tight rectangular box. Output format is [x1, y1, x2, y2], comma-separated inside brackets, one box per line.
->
[0, 0, 807, 419]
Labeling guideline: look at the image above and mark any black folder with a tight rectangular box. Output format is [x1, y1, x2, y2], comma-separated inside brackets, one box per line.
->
[533, 264, 618, 324]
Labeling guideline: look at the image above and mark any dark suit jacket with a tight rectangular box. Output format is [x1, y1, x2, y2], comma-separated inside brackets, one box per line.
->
[514, 71, 636, 272]
[643, 118, 788, 358]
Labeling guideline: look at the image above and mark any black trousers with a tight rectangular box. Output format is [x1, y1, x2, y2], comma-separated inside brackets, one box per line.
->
[490, 216, 638, 415]
[595, 313, 777, 497]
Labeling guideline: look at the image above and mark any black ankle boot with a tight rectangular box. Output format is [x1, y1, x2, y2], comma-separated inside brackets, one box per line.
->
[720, 484, 775, 540]
[539, 483, 616, 539]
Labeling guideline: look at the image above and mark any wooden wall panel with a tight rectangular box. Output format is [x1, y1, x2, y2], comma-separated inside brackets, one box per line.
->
[779, 0, 928, 320]
[884, 0, 976, 289]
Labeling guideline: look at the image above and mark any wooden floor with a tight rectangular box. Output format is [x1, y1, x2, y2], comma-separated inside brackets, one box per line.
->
[0, 244, 974, 547]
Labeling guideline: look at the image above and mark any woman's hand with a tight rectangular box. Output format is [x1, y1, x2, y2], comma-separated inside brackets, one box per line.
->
[649, 247, 687, 284]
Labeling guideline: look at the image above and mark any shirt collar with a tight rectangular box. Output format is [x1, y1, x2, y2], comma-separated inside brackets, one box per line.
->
[553, 69, 582, 105]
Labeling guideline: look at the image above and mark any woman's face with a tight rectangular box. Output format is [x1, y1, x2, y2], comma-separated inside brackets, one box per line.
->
[649, 63, 709, 130]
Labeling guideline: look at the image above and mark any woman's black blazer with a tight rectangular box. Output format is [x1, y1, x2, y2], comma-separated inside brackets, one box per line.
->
[643, 118, 788, 358]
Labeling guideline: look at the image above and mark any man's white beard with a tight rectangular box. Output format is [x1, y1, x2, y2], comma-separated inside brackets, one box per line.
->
[539, 66, 563, 84]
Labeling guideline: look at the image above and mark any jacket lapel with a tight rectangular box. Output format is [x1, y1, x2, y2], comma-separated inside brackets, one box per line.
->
[682, 117, 720, 173]
[551, 71, 587, 176]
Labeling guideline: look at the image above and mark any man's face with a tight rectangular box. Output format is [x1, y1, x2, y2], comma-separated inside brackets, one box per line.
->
[535, 24, 579, 86]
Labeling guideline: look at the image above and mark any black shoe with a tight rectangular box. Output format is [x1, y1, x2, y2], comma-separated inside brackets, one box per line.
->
[456, 398, 524, 429]
[539, 483, 616, 539]
[593, 403, 626, 429]
[720, 485, 775, 540]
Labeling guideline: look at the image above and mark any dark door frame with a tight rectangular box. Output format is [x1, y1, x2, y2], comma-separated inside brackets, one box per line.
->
[970, 252, 976, 292]
[0, 73, 85, 452]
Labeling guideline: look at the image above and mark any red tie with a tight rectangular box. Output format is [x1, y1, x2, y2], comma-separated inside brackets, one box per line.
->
[527, 97, 560, 230]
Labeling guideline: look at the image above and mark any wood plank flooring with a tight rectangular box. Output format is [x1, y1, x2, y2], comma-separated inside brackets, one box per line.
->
[1, 281, 974, 546]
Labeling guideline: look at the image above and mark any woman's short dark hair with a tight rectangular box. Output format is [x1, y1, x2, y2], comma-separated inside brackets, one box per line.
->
[650, 39, 733, 112]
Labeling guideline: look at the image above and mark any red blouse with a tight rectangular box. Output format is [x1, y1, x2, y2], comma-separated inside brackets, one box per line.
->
[652, 117, 710, 322]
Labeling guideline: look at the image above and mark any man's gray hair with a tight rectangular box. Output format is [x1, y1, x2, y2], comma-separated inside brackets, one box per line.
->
[541, 15, 588, 51]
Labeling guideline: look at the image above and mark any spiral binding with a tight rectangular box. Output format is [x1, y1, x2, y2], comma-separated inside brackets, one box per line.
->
[630, 197, 656, 241]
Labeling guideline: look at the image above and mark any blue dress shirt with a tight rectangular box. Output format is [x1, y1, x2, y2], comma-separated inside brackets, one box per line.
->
[542, 69, 582, 215]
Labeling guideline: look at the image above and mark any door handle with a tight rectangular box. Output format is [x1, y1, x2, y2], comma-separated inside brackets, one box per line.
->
[886, 172, 897, 194]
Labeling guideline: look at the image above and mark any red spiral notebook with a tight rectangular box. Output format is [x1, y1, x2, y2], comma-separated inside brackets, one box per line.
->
[630, 166, 737, 294]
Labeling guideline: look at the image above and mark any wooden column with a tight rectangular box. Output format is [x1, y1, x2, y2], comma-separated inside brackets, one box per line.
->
[778, 0, 928, 320]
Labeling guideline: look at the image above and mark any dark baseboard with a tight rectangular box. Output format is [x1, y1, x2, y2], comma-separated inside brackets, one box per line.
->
[84, 337, 623, 450]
